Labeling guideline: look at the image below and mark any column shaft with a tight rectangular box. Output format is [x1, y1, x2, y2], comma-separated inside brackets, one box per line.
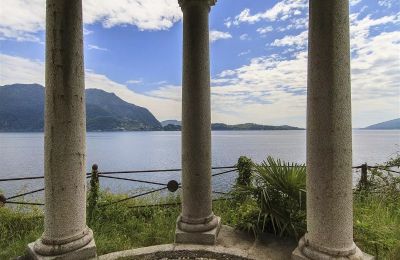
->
[293, 1, 363, 259]
[27, 0, 96, 258]
[181, 0, 213, 224]
[176, 0, 220, 245]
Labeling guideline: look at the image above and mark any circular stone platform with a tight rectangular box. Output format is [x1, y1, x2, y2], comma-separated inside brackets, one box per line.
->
[99, 226, 297, 260]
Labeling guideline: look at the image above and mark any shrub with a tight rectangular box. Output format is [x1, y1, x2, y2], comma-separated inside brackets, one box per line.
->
[353, 154, 400, 259]
[236, 156, 253, 187]
[234, 156, 306, 239]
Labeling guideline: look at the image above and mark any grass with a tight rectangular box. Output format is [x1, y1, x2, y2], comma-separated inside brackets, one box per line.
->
[1, 192, 398, 259]
[0, 192, 239, 259]
[1, 156, 399, 259]
[0, 206, 43, 259]
[354, 192, 400, 259]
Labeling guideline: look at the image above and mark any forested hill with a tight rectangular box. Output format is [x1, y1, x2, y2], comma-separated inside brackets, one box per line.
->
[364, 118, 400, 130]
[0, 84, 162, 131]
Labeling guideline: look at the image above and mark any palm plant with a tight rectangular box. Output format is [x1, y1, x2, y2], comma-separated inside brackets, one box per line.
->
[237, 156, 307, 238]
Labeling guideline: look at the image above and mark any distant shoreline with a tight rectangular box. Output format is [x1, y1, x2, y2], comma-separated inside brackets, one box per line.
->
[2, 129, 400, 133]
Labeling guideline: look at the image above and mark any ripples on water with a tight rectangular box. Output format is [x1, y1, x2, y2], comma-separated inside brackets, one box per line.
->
[0, 130, 399, 202]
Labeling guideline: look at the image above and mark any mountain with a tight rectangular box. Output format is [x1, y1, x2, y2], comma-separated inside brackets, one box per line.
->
[0, 84, 45, 131]
[85, 88, 161, 131]
[364, 118, 400, 130]
[160, 121, 303, 131]
[0, 84, 162, 131]
[211, 123, 303, 130]
[161, 120, 181, 127]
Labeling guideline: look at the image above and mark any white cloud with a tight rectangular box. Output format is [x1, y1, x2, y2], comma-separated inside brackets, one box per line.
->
[83, 0, 181, 31]
[148, 51, 309, 126]
[230, 0, 307, 26]
[0, 53, 181, 121]
[0, 0, 45, 42]
[238, 50, 251, 57]
[350, 13, 400, 51]
[126, 79, 142, 84]
[0, 54, 44, 85]
[146, 10, 399, 127]
[153, 80, 168, 85]
[256, 26, 273, 35]
[87, 44, 108, 51]
[83, 28, 94, 36]
[239, 33, 250, 41]
[224, 19, 232, 28]
[271, 30, 308, 48]
[0, 0, 182, 41]
[209, 30, 232, 42]
[350, 0, 362, 6]
[378, 0, 395, 8]
[1, 3, 399, 127]
[146, 85, 181, 102]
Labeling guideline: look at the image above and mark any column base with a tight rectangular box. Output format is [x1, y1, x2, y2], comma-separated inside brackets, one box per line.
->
[26, 239, 96, 260]
[175, 216, 221, 245]
[26, 228, 96, 260]
[291, 236, 374, 260]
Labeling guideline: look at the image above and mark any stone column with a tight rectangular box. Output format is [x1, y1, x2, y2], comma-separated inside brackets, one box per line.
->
[292, 1, 365, 259]
[27, 0, 96, 259]
[175, 0, 221, 245]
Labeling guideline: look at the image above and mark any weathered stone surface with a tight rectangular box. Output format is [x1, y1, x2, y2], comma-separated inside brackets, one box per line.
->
[99, 225, 297, 260]
[26, 0, 95, 258]
[292, 245, 375, 260]
[27, 239, 97, 260]
[292, 0, 369, 259]
[175, 217, 221, 245]
[176, 0, 220, 243]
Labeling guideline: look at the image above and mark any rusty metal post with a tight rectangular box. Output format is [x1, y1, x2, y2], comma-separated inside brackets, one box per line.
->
[0, 194, 5, 207]
[360, 163, 368, 189]
[88, 164, 100, 225]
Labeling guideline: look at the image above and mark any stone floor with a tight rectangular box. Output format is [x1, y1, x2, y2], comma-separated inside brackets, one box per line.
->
[99, 225, 297, 260]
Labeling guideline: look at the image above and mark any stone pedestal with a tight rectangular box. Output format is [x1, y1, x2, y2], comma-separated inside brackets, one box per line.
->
[27, 239, 96, 260]
[27, 0, 96, 259]
[175, 0, 220, 245]
[292, 1, 367, 259]
[176, 216, 221, 245]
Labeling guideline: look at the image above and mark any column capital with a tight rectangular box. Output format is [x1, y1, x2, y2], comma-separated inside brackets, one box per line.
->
[178, 0, 216, 9]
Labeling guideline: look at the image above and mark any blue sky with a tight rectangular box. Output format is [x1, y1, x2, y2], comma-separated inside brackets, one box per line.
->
[0, 0, 399, 128]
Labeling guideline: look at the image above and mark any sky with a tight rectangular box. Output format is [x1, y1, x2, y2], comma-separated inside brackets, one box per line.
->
[0, 0, 399, 128]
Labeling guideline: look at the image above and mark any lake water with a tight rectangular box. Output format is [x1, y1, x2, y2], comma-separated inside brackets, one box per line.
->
[0, 130, 399, 202]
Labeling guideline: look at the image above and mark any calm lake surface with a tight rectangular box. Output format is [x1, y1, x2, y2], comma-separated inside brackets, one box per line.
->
[0, 130, 399, 201]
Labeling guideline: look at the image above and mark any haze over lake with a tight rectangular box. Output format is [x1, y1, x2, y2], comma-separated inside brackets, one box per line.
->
[0, 130, 399, 200]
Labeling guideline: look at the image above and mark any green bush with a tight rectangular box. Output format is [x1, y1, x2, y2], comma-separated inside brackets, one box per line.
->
[233, 156, 306, 238]
[0, 206, 43, 259]
[231, 154, 400, 259]
[236, 156, 253, 187]
[1, 154, 399, 259]
[353, 155, 400, 259]
[87, 164, 100, 225]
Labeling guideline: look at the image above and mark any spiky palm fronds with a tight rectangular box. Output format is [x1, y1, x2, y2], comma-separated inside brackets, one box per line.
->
[241, 156, 307, 238]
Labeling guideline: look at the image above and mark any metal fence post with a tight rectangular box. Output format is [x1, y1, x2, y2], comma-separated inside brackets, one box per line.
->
[0, 194, 5, 207]
[88, 164, 99, 224]
[360, 163, 368, 189]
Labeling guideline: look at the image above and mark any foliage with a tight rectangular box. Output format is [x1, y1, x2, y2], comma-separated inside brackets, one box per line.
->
[0, 191, 182, 258]
[354, 192, 400, 260]
[90, 192, 180, 255]
[233, 156, 306, 239]
[0, 206, 43, 259]
[87, 166, 100, 225]
[1, 155, 399, 259]
[236, 156, 253, 187]
[0, 84, 162, 132]
[0, 192, 234, 259]
[353, 155, 400, 259]
[231, 154, 400, 259]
